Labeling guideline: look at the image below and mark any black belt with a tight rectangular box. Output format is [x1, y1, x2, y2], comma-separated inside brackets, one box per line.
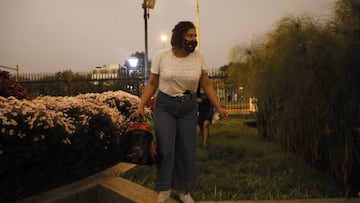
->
[160, 90, 194, 103]
[172, 90, 193, 102]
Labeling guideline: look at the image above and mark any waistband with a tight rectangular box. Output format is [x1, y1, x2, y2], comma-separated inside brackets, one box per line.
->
[158, 90, 195, 103]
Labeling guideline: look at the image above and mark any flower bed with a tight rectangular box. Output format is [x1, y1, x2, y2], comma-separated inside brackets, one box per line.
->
[0, 90, 149, 202]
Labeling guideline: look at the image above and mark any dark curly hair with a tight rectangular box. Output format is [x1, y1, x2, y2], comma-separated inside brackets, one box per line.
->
[171, 21, 196, 49]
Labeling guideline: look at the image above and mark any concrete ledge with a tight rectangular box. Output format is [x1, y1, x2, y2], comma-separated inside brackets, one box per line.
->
[14, 162, 360, 203]
[98, 177, 177, 203]
[14, 162, 154, 203]
[14, 162, 178, 203]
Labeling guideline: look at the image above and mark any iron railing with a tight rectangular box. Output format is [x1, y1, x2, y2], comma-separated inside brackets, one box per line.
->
[12, 71, 250, 114]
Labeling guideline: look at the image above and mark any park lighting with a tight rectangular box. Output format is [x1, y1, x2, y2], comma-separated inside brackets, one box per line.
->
[127, 57, 140, 94]
[127, 57, 139, 68]
[127, 57, 139, 76]
[160, 34, 167, 49]
[142, 0, 156, 85]
[145, 0, 155, 9]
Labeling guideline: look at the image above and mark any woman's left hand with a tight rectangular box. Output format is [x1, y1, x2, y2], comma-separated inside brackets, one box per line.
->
[217, 107, 229, 121]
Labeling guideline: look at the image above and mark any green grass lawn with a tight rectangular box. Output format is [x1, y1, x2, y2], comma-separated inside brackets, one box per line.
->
[119, 115, 345, 201]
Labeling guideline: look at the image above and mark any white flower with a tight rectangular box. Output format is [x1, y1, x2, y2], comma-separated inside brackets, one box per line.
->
[9, 129, 14, 136]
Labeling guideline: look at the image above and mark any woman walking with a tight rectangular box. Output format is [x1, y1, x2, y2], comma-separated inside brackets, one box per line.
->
[135, 21, 228, 203]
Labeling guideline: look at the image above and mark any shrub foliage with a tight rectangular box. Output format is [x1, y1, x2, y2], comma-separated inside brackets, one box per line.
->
[230, 0, 360, 195]
[0, 90, 150, 202]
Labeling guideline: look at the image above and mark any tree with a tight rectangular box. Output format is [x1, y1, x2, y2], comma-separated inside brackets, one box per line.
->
[0, 70, 32, 100]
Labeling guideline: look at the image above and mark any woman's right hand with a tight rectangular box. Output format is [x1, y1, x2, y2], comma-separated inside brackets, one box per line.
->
[133, 73, 159, 117]
[134, 105, 145, 117]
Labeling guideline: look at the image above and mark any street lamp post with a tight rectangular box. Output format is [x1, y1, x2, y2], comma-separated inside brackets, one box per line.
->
[127, 57, 139, 95]
[142, 0, 155, 85]
[196, 0, 200, 49]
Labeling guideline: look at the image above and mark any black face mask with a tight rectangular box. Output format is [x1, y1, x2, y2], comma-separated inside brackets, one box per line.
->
[182, 39, 197, 53]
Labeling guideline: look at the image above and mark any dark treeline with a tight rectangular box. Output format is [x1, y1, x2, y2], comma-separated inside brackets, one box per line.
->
[229, 0, 359, 195]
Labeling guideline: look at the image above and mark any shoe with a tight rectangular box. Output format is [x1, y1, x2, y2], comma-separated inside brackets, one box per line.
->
[179, 193, 195, 203]
[157, 190, 171, 203]
[202, 143, 208, 149]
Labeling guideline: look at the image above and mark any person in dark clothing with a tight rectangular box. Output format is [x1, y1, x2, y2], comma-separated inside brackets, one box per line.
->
[196, 86, 214, 149]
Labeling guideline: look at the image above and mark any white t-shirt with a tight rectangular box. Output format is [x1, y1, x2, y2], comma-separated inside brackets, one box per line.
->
[151, 48, 210, 97]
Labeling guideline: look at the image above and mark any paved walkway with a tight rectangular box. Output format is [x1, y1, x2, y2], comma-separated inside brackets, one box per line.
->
[15, 163, 360, 203]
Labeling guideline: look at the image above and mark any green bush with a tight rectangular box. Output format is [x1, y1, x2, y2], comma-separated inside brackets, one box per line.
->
[229, 0, 360, 194]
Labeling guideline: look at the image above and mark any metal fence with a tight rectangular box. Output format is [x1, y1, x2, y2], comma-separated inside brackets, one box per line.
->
[13, 70, 250, 114]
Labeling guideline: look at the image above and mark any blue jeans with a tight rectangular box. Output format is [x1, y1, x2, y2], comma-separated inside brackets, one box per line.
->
[154, 91, 198, 191]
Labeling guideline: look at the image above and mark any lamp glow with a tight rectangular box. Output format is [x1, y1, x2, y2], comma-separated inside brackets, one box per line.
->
[128, 57, 139, 68]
